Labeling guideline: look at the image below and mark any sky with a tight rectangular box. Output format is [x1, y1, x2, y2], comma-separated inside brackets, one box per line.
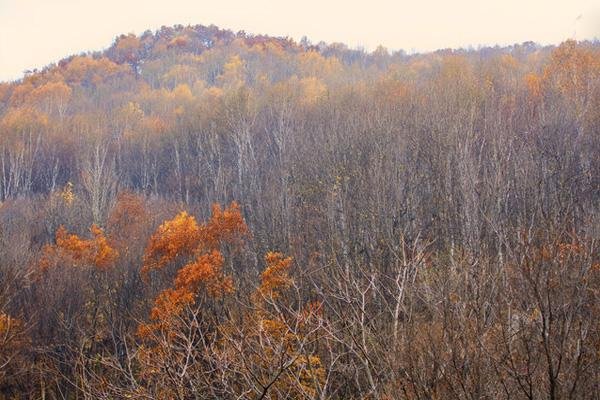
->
[1, 0, 599, 82]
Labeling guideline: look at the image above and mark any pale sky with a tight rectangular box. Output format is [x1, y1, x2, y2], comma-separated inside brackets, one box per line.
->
[1, 0, 599, 82]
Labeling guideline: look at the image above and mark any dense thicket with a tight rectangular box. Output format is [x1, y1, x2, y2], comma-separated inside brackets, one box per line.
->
[0, 24, 599, 399]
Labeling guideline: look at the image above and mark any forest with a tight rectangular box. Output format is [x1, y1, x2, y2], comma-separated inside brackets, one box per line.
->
[0, 23, 599, 399]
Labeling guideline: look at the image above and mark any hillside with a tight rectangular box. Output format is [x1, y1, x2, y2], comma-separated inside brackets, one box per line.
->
[0, 24, 599, 398]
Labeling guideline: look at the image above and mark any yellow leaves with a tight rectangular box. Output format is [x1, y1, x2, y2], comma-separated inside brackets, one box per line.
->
[298, 51, 343, 79]
[39, 224, 118, 272]
[145, 84, 196, 119]
[524, 72, 542, 100]
[122, 101, 144, 120]
[115, 34, 141, 52]
[161, 64, 196, 87]
[218, 55, 246, 90]
[543, 40, 600, 113]
[259, 252, 293, 298]
[500, 54, 519, 70]
[138, 205, 326, 397]
[8, 82, 34, 106]
[204, 86, 224, 99]
[291, 354, 326, 397]
[249, 255, 326, 399]
[260, 317, 288, 338]
[223, 55, 244, 73]
[0, 107, 50, 149]
[439, 55, 476, 88]
[528, 307, 541, 323]
[60, 182, 75, 206]
[4, 79, 71, 118]
[171, 84, 194, 102]
[299, 77, 327, 106]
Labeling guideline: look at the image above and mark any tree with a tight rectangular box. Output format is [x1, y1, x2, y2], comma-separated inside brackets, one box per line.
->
[111, 34, 144, 75]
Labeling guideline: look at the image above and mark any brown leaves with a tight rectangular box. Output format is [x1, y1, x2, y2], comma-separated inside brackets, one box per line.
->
[107, 191, 149, 251]
[0, 313, 21, 339]
[0, 313, 27, 381]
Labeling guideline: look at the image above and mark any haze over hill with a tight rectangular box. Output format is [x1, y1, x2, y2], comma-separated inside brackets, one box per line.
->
[0, 16, 599, 400]
[1, 0, 599, 81]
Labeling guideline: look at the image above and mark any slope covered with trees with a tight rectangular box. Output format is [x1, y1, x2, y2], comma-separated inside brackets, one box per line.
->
[0, 24, 599, 398]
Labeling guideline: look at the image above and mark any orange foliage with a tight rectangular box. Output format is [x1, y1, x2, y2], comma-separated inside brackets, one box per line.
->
[167, 36, 189, 49]
[1, 107, 49, 134]
[173, 250, 233, 297]
[39, 224, 118, 271]
[142, 211, 200, 273]
[258, 251, 293, 298]
[114, 34, 142, 66]
[27, 80, 72, 108]
[139, 202, 246, 336]
[146, 250, 233, 327]
[200, 202, 248, 249]
[62, 56, 127, 85]
[8, 82, 34, 106]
